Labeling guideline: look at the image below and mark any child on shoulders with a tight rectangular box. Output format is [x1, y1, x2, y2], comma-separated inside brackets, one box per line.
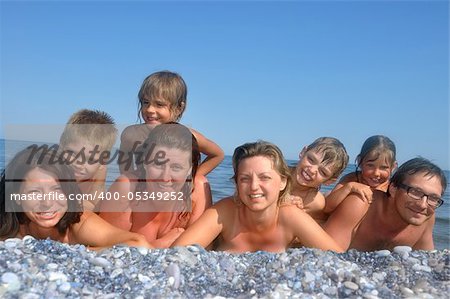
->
[119, 70, 224, 177]
[120, 71, 223, 209]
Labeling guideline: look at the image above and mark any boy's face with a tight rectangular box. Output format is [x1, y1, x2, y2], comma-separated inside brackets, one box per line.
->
[295, 148, 336, 188]
[61, 142, 104, 182]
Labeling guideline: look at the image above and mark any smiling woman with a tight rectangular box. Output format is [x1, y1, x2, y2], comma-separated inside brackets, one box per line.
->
[173, 140, 343, 253]
[99, 122, 212, 248]
[0, 146, 152, 249]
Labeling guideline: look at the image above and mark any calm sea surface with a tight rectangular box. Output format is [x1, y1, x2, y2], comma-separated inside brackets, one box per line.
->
[2, 140, 449, 250]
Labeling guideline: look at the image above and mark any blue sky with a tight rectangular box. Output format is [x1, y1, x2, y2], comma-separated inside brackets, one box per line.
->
[1, 0, 449, 169]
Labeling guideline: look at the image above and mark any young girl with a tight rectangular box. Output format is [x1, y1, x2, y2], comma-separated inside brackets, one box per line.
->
[100, 123, 211, 248]
[0, 146, 152, 249]
[172, 141, 343, 253]
[119, 70, 224, 177]
[324, 135, 397, 214]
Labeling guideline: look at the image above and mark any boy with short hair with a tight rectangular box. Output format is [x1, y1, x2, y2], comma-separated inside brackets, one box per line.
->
[287, 137, 349, 223]
[59, 109, 118, 212]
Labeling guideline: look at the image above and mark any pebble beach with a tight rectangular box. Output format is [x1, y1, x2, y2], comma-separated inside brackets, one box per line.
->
[0, 237, 448, 298]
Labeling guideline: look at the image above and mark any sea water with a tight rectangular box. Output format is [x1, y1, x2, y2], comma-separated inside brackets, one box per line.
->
[1, 139, 449, 250]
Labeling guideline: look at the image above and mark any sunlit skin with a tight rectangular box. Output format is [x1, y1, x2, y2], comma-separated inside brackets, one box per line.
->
[237, 156, 286, 212]
[140, 97, 175, 125]
[61, 141, 107, 211]
[144, 146, 192, 195]
[358, 153, 395, 190]
[324, 153, 397, 214]
[294, 149, 335, 189]
[173, 155, 343, 253]
[61, 142, 104, 182]
[324, 171, 442, 251]
[392, 174, 441, 226]
[15, 168, 152, 249]
[288, 148, 337, 222]
[100, 146, 211, 248]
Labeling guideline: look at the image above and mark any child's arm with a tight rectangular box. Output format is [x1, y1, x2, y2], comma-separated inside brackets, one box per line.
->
[189, 176, 213, 225]
[324, 174, 373, 214]
[191, 129, 224, 176]
[281, 206, 343, 252]
[172, 199, 230, 248]
[303, 192, 325, 215]
[150, 227, 185, 248]
[118, 126, 137, 174]
[323, 193, 370, 250]
[98, 175, 134, 231]
[73, 212, 152, 249]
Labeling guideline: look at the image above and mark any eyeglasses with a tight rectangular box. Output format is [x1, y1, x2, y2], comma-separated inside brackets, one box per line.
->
[397, 183, 444, 208]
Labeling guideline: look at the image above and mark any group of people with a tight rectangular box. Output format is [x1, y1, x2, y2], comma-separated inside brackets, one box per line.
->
[1, 71, 447, 253]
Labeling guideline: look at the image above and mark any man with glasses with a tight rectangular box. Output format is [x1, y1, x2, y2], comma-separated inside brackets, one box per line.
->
[324, 157, 447, 251]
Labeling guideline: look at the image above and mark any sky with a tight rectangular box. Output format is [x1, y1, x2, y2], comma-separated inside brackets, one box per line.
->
[1, 0, 449, 170]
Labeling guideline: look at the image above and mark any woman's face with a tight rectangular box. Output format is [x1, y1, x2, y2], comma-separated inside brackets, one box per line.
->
[236, 156, 287, 211]
[20, 167, 68, 229]
[145, 145, 192, 194]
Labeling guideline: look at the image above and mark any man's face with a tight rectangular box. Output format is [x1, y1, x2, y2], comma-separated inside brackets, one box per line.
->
[392, 172, 443, 226]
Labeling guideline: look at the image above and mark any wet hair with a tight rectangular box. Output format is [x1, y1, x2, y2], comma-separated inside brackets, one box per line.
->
[59, 109, 117, 152]
[305, 137, 349, 179]
[357, 135, 396, 169]
[135, 122, 200, 212]
[232, 140, 291, 204]
[390, 157, 447, 195]
[0, 146, 83, 239]
[138, 71, 187, 122]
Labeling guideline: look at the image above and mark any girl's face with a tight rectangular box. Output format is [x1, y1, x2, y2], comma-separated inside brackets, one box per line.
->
[140, 97, 175, 125]
[359, 153, 395, 188]
[20, 168, 68, 229]
[145, 146, 192, 194]
[236, 156, 287, 211]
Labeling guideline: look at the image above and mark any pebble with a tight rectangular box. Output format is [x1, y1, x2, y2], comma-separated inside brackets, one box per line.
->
[343, 281, 359, 290]
[375, 249, 391, 257]
[59, 282, 71, 293]
[0, 238, 448, 298]
[1, 272, 21, 292]
[393, 246, 412, 254]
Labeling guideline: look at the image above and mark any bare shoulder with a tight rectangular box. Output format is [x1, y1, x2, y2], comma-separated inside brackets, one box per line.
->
[214, 197, 236, 211]
[278, 204, 309, 223]
[306, 192, 325, 211]
[71, 211, 95, 232]
[188, 127, 213, 144]
[339, 172, 358, 184]
[208, 197, 234, 222]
